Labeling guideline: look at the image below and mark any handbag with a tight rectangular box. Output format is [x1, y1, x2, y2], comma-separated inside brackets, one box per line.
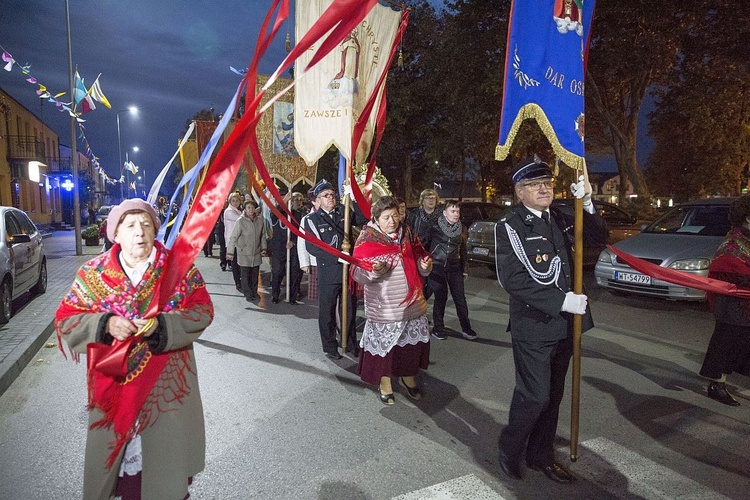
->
[87, 317, 156, 379]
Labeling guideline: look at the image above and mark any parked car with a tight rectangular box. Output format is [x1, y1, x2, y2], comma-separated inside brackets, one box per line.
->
[95, 205, 113, 224]
[0, 207, 47, 323]
[594, 198, 734, 301]
[466, 199, 640, 268]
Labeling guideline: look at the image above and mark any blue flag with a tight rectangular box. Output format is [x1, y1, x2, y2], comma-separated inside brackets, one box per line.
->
[496, 0, 595, 169]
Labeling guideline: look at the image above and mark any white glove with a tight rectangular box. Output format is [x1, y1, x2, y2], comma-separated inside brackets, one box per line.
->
[570, 175, 595, 214]
[561, 291, 588, 315]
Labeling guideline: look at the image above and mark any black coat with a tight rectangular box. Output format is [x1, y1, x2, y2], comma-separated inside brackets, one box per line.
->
[495, 203, 607, 341]
[428, 219, 467, 274]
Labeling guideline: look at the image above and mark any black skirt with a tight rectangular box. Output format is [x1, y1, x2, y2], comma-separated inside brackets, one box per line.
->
[699, 322, 750, 379]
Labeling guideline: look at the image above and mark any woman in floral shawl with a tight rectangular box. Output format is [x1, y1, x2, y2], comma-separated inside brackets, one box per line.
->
[700, 196, 750, 406]
[55, 199, 214, 500]
[351, 196, 433, 405]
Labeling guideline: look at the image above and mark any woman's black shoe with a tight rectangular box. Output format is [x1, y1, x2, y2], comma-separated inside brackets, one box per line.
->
[400, 377, 422, 400]
[707, 382, 740, 406]
[379, 389, 395, 405]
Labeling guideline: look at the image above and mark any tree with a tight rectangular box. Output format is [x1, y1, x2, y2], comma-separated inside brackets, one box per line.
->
[646, 1, 750, 200]
[430, 0, 510, 202]
[585, 1, 692, 210]
[378, 0, 442, 202]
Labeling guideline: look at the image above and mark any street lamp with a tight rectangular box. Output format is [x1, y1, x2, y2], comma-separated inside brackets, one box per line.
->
[125, 146, 139, 197]
[117, 106, 138, 200]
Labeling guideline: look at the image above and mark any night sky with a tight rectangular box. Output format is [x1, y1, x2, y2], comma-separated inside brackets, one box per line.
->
[0, 0, 292, 189]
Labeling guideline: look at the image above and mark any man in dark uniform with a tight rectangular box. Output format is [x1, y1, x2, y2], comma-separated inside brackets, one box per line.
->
[303, 179, 366, 360]
[269, 191, 304, 304]
[494, 158, 607, 483]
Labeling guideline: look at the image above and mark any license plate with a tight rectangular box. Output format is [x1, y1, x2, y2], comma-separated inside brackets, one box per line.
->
[614, 271, 651, 284]
[472, 247, 489, 256]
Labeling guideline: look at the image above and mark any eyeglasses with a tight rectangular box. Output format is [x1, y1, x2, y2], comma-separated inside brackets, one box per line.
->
[318, 192, 336, 199]
[521, 179, 555, 191]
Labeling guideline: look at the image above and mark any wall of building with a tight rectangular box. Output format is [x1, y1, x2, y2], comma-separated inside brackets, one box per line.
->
[0, 87, 61, 225]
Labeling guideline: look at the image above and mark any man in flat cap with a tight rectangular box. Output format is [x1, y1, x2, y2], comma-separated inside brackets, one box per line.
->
[494, 157, 606, 483]
[303, 179, 367, 360]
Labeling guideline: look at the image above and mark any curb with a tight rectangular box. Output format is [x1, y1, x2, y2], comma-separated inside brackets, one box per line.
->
[0, 320, 54, 398]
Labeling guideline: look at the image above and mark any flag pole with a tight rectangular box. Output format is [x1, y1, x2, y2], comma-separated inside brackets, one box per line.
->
[286, 195, 291, 302]
[570, 159, 587, 462]
[340, 159, 353, 354]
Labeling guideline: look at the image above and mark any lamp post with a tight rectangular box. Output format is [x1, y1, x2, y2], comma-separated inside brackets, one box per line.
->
[117, 106, 138, 201]
[65, 0, 81, 255]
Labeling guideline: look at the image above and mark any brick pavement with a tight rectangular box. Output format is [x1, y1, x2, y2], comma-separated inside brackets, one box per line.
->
[0, 237, 100, 397]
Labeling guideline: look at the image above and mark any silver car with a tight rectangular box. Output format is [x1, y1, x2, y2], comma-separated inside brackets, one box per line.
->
[594, 198, 733, 301]
[0, 207, 47, 323]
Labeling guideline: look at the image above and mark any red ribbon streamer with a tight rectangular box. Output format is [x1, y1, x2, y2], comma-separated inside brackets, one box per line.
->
[606, 245, 750, 299]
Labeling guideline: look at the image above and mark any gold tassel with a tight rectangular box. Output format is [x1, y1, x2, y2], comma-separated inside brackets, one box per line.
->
[397, 46, 403, 68]
[285, 32, 291, 52]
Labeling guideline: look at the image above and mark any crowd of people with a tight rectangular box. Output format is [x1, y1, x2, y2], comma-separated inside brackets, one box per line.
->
[55, 158, 750, 498]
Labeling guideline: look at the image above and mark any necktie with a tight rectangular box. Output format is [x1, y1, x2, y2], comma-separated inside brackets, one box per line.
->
[541, 211, 550, 224]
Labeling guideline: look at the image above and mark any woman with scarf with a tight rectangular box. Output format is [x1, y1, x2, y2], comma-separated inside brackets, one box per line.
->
[224, 192, 243, 291]
[55, 199, 214, 500]
[227, 199, 268, 301]
[427, 200, 478, 341]
[700, 196, 750, 406]
[351, 196, 433, 405]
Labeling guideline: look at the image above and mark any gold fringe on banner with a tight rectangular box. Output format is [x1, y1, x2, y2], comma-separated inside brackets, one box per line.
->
[495, 103, 585, 171]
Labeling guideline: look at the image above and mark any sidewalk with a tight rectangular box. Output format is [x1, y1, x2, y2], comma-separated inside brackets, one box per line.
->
[0, 236, 101, 397]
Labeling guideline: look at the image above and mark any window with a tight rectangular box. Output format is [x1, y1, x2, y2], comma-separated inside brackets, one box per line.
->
[5, 212, 21, 239]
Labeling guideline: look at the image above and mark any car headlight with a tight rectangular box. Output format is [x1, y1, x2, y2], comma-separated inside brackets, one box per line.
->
[669, 259, 710, 271]
[597, 250, 613, 264]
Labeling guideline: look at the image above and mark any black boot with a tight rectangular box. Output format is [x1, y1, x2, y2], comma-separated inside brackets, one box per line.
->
[707, 381, 740, 406]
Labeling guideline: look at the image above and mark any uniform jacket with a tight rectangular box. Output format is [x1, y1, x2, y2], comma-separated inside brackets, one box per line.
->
[303, 203, 366, 285]
[228, 214, 267, 267]
[495, 203, 606, 341]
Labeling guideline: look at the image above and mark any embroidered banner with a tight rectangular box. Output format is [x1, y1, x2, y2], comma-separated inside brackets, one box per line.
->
[294, 0, 401, 166]
[496, 0, 596, 169]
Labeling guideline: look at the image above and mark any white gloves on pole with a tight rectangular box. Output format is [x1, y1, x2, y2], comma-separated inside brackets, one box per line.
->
[561, 291, 588, 315]
[570, 175, 595, 214]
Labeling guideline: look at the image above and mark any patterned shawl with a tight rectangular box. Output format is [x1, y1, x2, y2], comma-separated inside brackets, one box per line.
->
[54, 241, 213, 468]
[708, 227, 750, 306]
[352, 222, 429, 306]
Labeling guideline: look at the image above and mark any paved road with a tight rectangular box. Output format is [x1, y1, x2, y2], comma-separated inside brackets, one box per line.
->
[0, 232, 748, 499]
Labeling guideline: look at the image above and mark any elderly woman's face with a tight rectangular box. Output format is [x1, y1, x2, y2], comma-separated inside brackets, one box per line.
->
[115, 212, 156, 265]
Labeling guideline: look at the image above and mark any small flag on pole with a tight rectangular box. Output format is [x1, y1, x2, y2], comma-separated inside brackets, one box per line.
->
[88, 75, 112, 109]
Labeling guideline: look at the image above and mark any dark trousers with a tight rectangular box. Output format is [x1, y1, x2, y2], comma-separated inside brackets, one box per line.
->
[231, 247, 241, 288]
[271, 253, 301, 301]
[240, 265, 260, 298]
[429, 266, 471, 333]
[203, 232, 215, 257]
[498, 336, 573, 467]
[317, 281, 357, 355]
[217, 231, 227, 267]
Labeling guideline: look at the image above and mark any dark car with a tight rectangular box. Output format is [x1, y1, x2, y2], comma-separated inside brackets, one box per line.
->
[466, 199, 641, 268]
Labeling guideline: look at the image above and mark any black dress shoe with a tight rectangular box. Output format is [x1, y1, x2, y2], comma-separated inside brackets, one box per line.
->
[272, 297, 279, 304]
[527, 462, 575, 483]
[708, 382, 740, 406]
[498, 458, 522, 480]
[325, 351, 342, 360]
